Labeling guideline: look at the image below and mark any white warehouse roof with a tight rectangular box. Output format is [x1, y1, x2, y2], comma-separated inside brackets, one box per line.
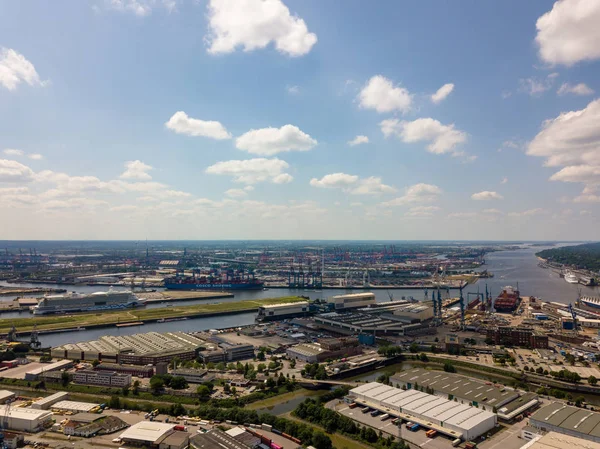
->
[350, 382, 496, 440]
[120, 421, 175, 444]
[0, 405, 52, 421]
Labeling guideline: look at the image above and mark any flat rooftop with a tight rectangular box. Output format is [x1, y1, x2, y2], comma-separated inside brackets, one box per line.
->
[391, 368, 520, 408]
[0, 405, 52, 420]
[119, 421, 174, 444]
[525, 432, 600, 449]
[191, 429, 250, 449]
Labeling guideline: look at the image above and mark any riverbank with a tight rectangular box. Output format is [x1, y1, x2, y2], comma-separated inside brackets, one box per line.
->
[138, 290, 234, 303]
[0, 287, 66, 296]
[0, 296, 304, 336]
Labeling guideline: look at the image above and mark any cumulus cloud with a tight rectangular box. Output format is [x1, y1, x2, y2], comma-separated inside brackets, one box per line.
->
[0, 48, 46, 91]
[3, 149, 24, 156]
[574, 186, 600, 203]
[310, 173, 359, 189]
[349, 177, 396, 195]
[225, 188, 249, 198]
[483, 208, 503, 215]
[447, 212, 478, 219]
[518, 73, 558, 96]
[557, 82, 594, 96]
[358, 75, 413, 113]
[28, 153, 44, 160]
[431, 83, 454, 104]
[535, 0, 600, 66]
[120, 160, 153, 181]
[471, 191, 504, 201]
[348, 135, 369, 147]
[165, 111, 232, 140]
[206, 158, 292, 184]
[405, 206, 440, 217]
[381, 118, 467, 156]
[0, 159, 35, 183]
[205, 0, 317, 57]
[236, 124, 316, 156]
[97, 0, 177, 16]
[527, 98, 600, 186]
[508, 208, 545, 217]
[381, 183, 442, 206]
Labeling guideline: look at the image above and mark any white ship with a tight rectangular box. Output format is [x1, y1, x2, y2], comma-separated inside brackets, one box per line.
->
[33, 290, 145, 315]
[578, 296, 600, 311]
[564, 272, 579, 284]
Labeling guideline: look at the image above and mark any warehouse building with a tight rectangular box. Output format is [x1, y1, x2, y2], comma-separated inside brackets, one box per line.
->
[486, 327, 549, 349]
[522, 432, 600, 449]
[31, 391, 69, 410]
[0, 406, 53, 432]
[349, 382, 497, 440]
[392, 304, 434, 322]
[52, 400, 99, 413]
[51, 331, 206, 365]
[119, 421, 189, 449]
[326, 293, 376, 310]
[171, 369, 211, 384]
[314, 311, 431, 336]
[191, 429, 250, 449]
[95, 362, 154, 378]
[286, 337, 362, 363]
[24, 359, 74, 380]
[73, 369, 131, 387]
[391, 368, 539, 420]
[219, 343, 255, 362]
[256, 301, 310, 321]
[0, 390, 16, 403]
[530, 402, 600, 443]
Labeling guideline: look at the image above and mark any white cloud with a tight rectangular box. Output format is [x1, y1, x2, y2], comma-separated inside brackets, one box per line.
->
[110, 205, 139, 212]
[447, 212, 478, 219]
[286, 85, 300, 95]
[3, 149, 24, 156]
[225, 188, 249, 198]
[483, 208, 503, 215]
[381, 118, 467, 156]
[535, 0, 600, 66]
[501, 177, 508, 184]
[381, 183, 442, 206]
[165, 111, 232, 140]
[574, 186, 600, 203]
[471, 191, 504, 201]
[28, 153, 43, 160]
[358, 75, 413, 113]
[431, 83, 454, 104]
[349, 177, 396, 195]
[206, 158, 292, 184]
[235, 124, 317, 156]
[0, 48, 46, 91]
[518, 73, 558, 96]
[120, 160, 153, 181]
[310, 173, 359, 189]
[527, 98, 600, 186]
[205, 0, 317, 57]
[508, 208, 545, 217]
[406, 206, 440, 217]
[557, 82, 594, 96]
[348, 135, 369, 147]
[98, 0, 176, 16]
[0, 159, 35, 183]
[350, 202, 363, 207]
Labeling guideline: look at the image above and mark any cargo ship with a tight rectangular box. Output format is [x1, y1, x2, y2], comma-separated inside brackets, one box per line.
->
[493, 286, 521, 313]
[164, 269, 264, 291]
[33, 290, 145, 315]
[578, 296, 600, 311]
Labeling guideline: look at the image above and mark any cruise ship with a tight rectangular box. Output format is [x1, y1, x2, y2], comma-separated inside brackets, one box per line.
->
[564, 272, 579, 284]
[33, 290, 145, 315]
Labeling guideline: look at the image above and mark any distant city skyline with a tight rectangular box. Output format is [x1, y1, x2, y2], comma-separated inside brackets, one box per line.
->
[1, 0, 599, 240]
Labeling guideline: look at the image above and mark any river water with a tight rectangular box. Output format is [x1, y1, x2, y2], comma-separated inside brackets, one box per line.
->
[2, 245, 599, 348]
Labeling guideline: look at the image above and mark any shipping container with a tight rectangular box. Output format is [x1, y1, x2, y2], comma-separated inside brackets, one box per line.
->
[349, 403, 358, 409]
[270, 444, 282, 449]
[465, 442, 477, 449]
[380, 414, 390, 421]
[408, 423, 420, 431]
[361, 407, 370, 414]
[426, 430, 437, 438]
[452, 439, 462, 447]
[370, 410, 380, 417]
[272, 428, 282, 435]
[174, 425, 186, 431]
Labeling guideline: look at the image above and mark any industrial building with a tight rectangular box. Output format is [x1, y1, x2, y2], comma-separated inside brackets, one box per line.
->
[349, 382, 497, 440]
[52, 400, 99, 413]
[191, 429, 250, 449]
[51, 331, 206, 365]
[286, 337, 361, 363]
[326, 292, 376, 310]
[314, 311, 431, 336]
[256, 301, 310, 321]
[485, 327, 549, 349]
[391, 303, 434, 322]
[171, 369, 212, 384]
[72, 369, 132, 387]
[31, 391, 69, 410]
[0, 390, 16, 403]
[96, 362, 154, 378]
[0, 405, 53, 432]
[119, 421, 189, 449]
[24, 359, 74, 380]
[391, 368, 539, 420]
[530, 402, 600, 443]
[522, 432, 600, 449]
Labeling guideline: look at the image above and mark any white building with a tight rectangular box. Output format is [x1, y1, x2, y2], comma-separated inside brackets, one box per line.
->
[72, 369, 131, 387]
[392, 304, 434, 322]
[256, 301, 310, 321]
[52, 400, 98, 413]
[328, 293, 376, 310]
[119, 421, 177, 447]
[349, 382, 497, 441]
[0, 406, 53, 432]
[31, 392, 69, 410]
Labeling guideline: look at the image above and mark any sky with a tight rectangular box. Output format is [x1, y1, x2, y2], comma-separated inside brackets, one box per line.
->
[1, 0, 600, 240]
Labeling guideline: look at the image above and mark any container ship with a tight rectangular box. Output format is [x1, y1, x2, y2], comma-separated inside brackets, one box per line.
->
[33, 290, 145, 315]
[493, 286, 521, 313]
[164, 268, 264, 291]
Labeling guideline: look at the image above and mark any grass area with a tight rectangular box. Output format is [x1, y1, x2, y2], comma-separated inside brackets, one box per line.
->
[283, 412, 374, 449]
[0, 296, 304, 333]
[246, 388, 321, 410]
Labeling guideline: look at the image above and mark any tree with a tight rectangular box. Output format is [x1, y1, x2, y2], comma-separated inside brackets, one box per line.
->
[108, 395, 120, 409]
[589, 375, 598, 385]
[409, 343, 419, 353]
[149, 376, 165, 393]
[419, 353, 429, 362]
[196, 385, 211, 399]
[257, 350, 266, 361]
[216, 362, 226, 371]
[311, 430, 333, 449]
[257, 363, 266, 373]
[122, 385, 130, 396]
[169, 376, 189, 390]
[91, 359, 100, 367]
[266, 377, 276, 389]
[132, 380, 140, 395]
[223, 383, 231, 394]
[231, 386, 237, 396]
[289, 359, 296, 369]
[61, 371, 71, 387]
[443, 362, 456, 373]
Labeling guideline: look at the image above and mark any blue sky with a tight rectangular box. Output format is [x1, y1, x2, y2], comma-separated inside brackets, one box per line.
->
[1, 0, 600, 240]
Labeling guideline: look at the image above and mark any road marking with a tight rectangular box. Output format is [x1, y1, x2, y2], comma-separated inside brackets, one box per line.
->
[420, 438, 432, 447]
